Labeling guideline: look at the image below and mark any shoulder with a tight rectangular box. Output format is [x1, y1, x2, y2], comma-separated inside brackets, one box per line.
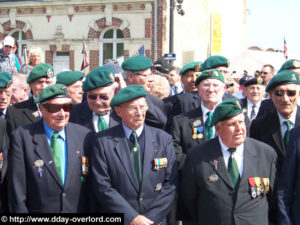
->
[252, 111, 275, 126]
[173, 107, 202, 122]
[7, 98, 33, 111]
[245, 137, 276, 157]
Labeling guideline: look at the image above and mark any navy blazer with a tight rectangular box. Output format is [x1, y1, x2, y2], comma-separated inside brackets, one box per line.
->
[8, 120, 93, 213]
[90, 124, 177, 225]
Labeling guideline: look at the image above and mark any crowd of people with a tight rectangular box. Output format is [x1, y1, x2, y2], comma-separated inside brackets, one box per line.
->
[0, 34, 300, 225]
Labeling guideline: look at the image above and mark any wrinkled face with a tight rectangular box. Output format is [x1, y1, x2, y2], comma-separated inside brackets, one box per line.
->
[87, 85, 115, 115]
[269, 83, 299, 119]
[197, 79, 225, 107]
[30, 54, 42, 67]
[3, 45, 12, 56]
[245, 84, 265, 105]
[168, 70, 181, 85]
[0, 86, 12, 110]
[115, 97, 148, 130]
[30, 77, 56, 98]
[261, 66, 273, 85]
[181, 70, 200, 92]
[39, 97, 72, 131]
[67, 80, 83, 104]
[127, 68, 153, 93]
[11, 83, 28, 105]
[215, 113, 246, 148]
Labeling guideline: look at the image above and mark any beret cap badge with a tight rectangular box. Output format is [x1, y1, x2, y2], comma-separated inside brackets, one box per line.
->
[293, 61, 300, 68]
[257, 77, 263, 84]
[194, 64, 201, 72]
[47, 68, 54, 78]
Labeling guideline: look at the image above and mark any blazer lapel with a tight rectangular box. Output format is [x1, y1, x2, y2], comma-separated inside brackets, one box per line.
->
[80, 102, 95, 132]
[188, 108, 205, 144]
[23, 98, 41, 122]
[33, 121, 63, 187]
[269, 113, 285, 155]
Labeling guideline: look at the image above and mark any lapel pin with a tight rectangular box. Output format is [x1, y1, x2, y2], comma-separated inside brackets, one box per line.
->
[34, 159, 44, 178]
[155, 183, 162, 191]
[32, 111, 39, 118]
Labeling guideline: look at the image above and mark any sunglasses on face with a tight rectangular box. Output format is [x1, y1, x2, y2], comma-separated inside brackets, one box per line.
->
[87, 94, 109, 100]
[42, 103, 73, 113]
[274, 89, 298, 97]
[261, 72, 268, 75]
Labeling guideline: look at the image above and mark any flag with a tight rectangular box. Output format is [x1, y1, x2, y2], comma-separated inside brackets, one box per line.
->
[23, 45, 28, 65]
[284, 38, 288, 60]
[132, 45, 145, 56]
[81, 38, 90, 71]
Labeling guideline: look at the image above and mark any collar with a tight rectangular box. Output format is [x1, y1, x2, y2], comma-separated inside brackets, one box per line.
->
[218, 136, 244, 157]
[43, 120, 66, 141]
[122, 121, 144, 140]
[246, 98, 261, 109]
[277, 107, 297, 126]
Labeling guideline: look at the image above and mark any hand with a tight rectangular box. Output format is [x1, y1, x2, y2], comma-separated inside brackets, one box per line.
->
[130, 215, 154, 225]
[114, 74, 127, 93]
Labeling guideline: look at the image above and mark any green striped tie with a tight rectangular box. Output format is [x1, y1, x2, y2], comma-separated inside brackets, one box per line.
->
[98, 115, 108, 132]
[284, 120, 291, 149]
[130, 131, 142, 183]
[205, 111, 213, 139]
[50, 132, 63, 181]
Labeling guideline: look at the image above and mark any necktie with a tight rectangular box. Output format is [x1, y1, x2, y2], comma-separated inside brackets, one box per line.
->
[284, 120, 291, 149]
[174, 86, 178, 95]
[50, 132, 63, 181]
[98, 115, 108, 132]
[205, 111, 213, 139]
[228, 148, 240, 190]
[250, 105, 256, 120]
[130, 131, 142, 183]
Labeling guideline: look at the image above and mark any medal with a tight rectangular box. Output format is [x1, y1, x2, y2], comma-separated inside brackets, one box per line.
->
[155, 183, 162, 191]
[248, 177, 257, 198]
[197, 133, 203, 139]
[262, 178, 270, 195]
[208, 174, 219, 183]
[81, 156, 89, 182]
[192, 120, 201, 127]
[192, 134, 197, 139]
[154, 158, 168, 171]
[0, 152, 3, 171]
[254, 177, 261, 196]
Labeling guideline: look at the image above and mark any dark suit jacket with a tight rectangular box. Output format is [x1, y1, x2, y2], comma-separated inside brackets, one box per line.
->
[6, 97, 41, 136]
[145, 94, 167, 130]
[256, 98, 275, 119]
[8, 120, 93, 213]
[0, 118, 8, 213]
[179, 137, 277, 225]
[277, 126, 300, 225]
[239, 98, 257, 135]
[69, 101, 121, 132]
[90, 124, 177, 225]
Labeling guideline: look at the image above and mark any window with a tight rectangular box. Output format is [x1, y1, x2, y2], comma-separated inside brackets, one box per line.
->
[99, 27, 124, 66]
[10, 30, 27, 63]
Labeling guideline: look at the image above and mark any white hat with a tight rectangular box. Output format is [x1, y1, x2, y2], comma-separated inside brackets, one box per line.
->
[3, 36, 14, 47]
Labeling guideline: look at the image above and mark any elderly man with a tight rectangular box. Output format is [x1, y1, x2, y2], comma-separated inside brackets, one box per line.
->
[179, 98, 276, 225]
[8, 84, 92, 213]
[6, 63, 56, 136]
[0, 36, 18, 75]
[56, 70, 84, 104]
[10, 73, 30, 105]
[69, 66, 121, 132]
[0, 72, 13, 118]
[122, 55, 167, 129]
[250, 70, 300, 224]
[90, 85, 177, 225]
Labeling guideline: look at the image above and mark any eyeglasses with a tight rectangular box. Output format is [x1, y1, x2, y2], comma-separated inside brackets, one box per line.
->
[133, 72, 153, 79]
[127, 105, 149, 113]
[87, 94, 109, 100]
[274, 89, 298, 97]
[42, 103, 73, 113]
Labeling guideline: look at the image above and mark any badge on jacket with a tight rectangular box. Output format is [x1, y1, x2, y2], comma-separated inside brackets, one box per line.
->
[81, 156, 89, 182]
[248, 177, 270, 198]
[34, 159, 44, 178]
[153, 158, 167, 171]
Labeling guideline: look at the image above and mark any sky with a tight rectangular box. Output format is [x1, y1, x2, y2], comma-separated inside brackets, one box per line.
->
[246, 0, 300, 56]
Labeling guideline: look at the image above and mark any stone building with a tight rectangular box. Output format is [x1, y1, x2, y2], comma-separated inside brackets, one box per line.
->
[0, 0, 247, 73]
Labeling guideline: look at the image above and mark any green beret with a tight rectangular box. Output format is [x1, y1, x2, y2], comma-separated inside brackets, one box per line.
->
[122, 55, 152, 71]
[266, 70, 300, 92]
[27, 63, 54, 83]
[56, 71, 84, 86]
[210, 98, 243, 127]
[82, 67, 115, 92]
[195, 69, 224, 86]
[200, 56, 229, 71]
[0, 72, 12, 88]
[179, 61, 202, 75]
[278, 59, 300, 72]
[110, 85, 147, 107]
[34, 84, 69, 104]
[244, 77, 265, 87]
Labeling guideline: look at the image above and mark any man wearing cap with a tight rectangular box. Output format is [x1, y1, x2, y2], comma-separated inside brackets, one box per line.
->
[6, 63, 56, 136]
[122, 55, 167, 129]
[233, 75, 252, 100]
[56, 70, 84, 104]
[0, 36, 18, 75]
[200, 55, 231, 81]
[90, 85, 177, 225]
[250, 70, 300, 224]
[69, 66, 121, 132]
[8, 84, 92, 213]
[0, 72, 13, 118]
[179, 98, 276, 225]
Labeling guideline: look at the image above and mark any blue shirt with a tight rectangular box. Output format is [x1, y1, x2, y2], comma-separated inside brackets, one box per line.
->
[43, 120, 67, 185]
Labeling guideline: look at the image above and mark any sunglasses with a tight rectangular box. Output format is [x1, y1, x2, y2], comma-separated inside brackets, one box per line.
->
[274, 89, 298, 97]
[261, 72, 268, 75]
[42, 103, 73, 113]
[87, 94, 109, 100]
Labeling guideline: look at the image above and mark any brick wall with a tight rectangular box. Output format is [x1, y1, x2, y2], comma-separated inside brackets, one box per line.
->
[89, 50, 99, 70]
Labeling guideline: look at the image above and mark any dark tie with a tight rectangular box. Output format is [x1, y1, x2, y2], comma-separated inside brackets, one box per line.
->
[174, 86, 178, 95]
[98, 115, 108, 132]
[50, 132, 63, 181]
[284, 120, 291, 149]
[228, 148, 240, 190]
[205, 111, 213, 139]
[130, 131, 142, 183]
[250, 104, 256, 120]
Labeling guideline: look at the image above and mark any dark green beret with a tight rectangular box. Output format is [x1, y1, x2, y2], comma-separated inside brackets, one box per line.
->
[34, 84, 69, 104]
[195, 69, 224, 86]
[266, 70, 300, 92]
[210, 98, 243, 127]
[110, 85, 147, 107]
[82, 67, 115, 92]
[278, 59, 300, 72]
[56, 71, 84, 86]
[244, 77, 265, 87]
[27, 63, 54, 83]
[200, 55, 229, 71]
[0, 72, 12, 88]
[179, 61, 202, 75]
[122, 55, 152, 71]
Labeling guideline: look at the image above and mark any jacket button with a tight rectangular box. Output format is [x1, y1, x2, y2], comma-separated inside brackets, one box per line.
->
[139, 197, 143, 202]
[62, 193, 66, 197]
